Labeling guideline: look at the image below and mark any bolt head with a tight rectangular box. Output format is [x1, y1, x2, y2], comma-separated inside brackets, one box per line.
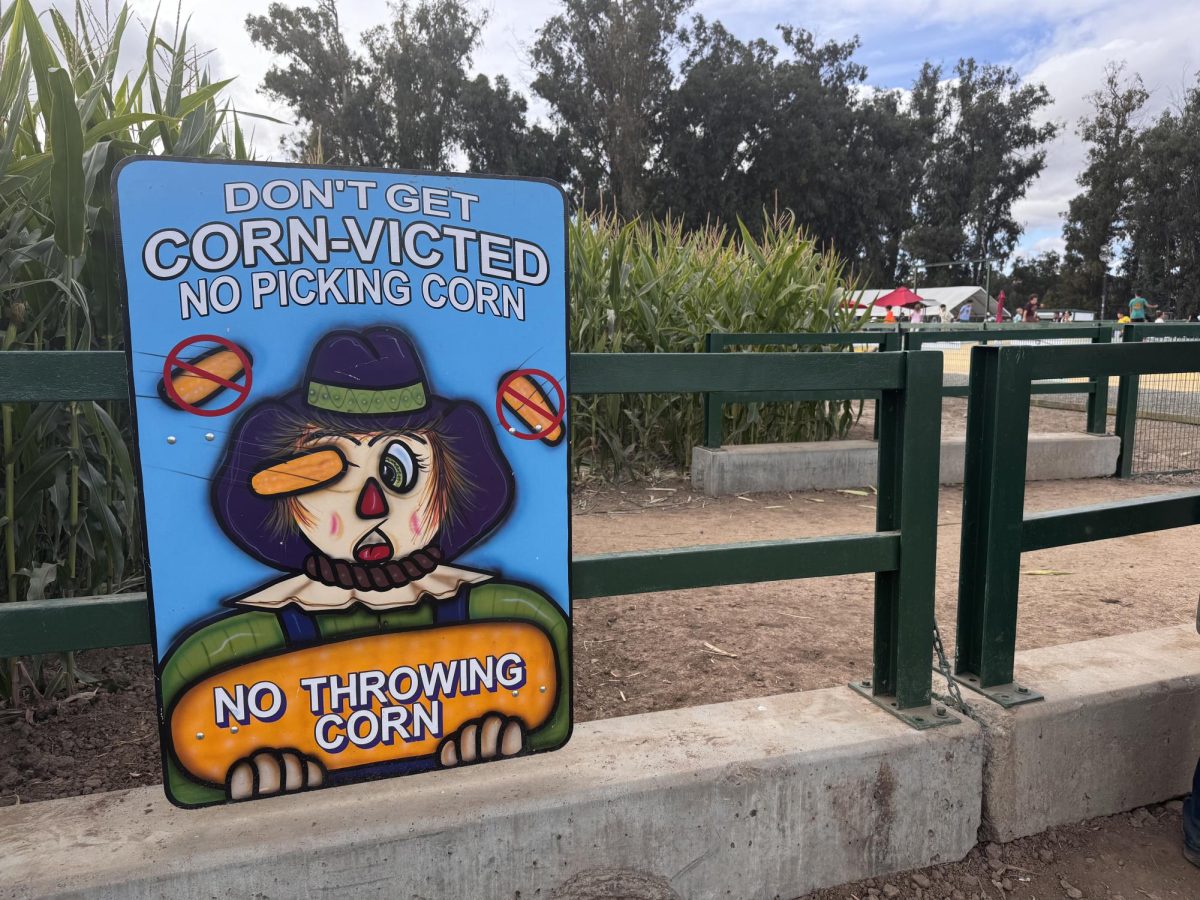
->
[861, 679, 871, 687]
[511, 690, 519, 697]
[936, 705, 948, 717]
[195, 732, 204, 740]
[204, 432, 215, 442]
[166, 435, 177, 445]
[1016, 686, 1030, 694]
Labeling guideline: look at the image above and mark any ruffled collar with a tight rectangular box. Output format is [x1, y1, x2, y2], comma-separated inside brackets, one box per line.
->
[233, 563, 492, 612]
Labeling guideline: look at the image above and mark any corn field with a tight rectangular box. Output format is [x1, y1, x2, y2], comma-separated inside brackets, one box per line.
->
[0, 0, 251, 699]
[570, 211, 861, 477]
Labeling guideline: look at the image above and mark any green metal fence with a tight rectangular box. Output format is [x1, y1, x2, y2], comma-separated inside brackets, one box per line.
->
[954, 340, 1200, 706]
[0, 347, 954, 728]
[1115, 322, 1200, 477]
[701, 332, 902, 449]
[703, 324, 1114, 449]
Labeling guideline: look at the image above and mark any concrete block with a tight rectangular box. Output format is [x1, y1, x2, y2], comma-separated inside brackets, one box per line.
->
[973, 625, 1200, 842]
[692, 432, 1120, 496]
[0, 688, 982, 900]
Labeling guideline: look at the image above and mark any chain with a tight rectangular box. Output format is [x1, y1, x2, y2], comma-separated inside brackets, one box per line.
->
[931, 616, 968, 714]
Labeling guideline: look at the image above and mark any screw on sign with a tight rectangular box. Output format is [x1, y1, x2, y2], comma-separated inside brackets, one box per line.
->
[159, 335, 253, 417]
[496, 369, 565, 445]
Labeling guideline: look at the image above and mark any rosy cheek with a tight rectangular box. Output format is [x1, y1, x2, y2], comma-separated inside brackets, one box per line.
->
[330, 513, 342, 537]
[409, 511, 422, 537]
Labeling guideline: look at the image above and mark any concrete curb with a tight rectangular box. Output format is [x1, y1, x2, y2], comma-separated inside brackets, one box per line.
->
[0, 689, 982, 900]
[691, 432, 1120, 496]
[973, 624, 1200, 842]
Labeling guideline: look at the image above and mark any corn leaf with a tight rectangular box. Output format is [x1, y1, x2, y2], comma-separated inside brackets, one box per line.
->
[46, 66, 86, 258]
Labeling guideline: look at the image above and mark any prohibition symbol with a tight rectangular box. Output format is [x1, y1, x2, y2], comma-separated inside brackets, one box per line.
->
[160, 334, 253, 417]
[496, 369, 565, 445]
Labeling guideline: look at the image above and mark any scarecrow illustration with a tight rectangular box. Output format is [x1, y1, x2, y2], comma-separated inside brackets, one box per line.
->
[158, 326, 569, 804]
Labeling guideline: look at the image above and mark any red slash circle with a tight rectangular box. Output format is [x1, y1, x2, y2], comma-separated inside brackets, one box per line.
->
[495, 368, 566, 442]
[161, 334, 253, 417]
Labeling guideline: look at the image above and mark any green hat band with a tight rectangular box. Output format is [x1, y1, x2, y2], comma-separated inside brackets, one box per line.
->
[306, 380, 428, 415]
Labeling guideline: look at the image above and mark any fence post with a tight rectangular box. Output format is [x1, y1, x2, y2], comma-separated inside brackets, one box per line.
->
[856, 350, 948, 725]
[1086, 326, 1112, 434]
[702, 333, 723, 449]
[873, 331, 904, 442]
[953, 345, 1043, 706]
[1114, 325, 1143, 477]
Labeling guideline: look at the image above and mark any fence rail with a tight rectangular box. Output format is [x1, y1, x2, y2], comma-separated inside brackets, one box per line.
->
[0, 347, 950, 728]
[702, 324, 1114, 449]
[954, 340, 1200, 706]
[1115, 322, 1200, 477]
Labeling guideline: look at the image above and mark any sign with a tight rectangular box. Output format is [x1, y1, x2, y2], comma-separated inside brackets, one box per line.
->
[114, 159, 571, 808]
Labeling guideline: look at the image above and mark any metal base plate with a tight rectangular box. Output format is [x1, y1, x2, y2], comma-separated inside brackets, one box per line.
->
[949, 672, 1043, 707]
[848, 680, 960, 730]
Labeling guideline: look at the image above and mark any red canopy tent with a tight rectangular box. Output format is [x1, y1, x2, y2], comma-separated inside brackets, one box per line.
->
[873, 286, 926, 308]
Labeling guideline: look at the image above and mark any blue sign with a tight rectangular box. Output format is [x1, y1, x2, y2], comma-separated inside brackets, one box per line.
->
[114, 159, 571, 808]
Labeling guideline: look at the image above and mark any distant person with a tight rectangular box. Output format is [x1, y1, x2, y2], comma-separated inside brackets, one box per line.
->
[994, 290, 1006, 322]
[958, 304, 972, 322]
[910, 305, 924, 324]
[1024, 295, 1041, 322]
[1118, 309, 1131, 324]
[1128, 291, 1156, 322]
[1155, 312, 1167, 323]
[884, 307, 896, 324]
[939, 304, 949, 324]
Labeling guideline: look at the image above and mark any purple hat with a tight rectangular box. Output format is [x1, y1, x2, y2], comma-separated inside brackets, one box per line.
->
[211, 326, 514, 571]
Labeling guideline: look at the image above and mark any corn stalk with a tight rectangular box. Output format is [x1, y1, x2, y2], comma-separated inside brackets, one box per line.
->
[570, 210, 862, 478]
[0, 0, 253, 703]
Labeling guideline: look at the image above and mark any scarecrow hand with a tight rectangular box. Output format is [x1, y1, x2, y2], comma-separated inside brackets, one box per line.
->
[226, 749, 325, 801]
[437, 713, 524, 768]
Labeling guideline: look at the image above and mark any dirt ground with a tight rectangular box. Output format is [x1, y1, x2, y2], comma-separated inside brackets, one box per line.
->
[809, 801, 1199, 900]
[3, 397, 1200, 898]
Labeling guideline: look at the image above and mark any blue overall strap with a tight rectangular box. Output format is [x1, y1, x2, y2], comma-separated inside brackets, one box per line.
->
[277, 605, 321, 646]
[432, 584, 470, 625]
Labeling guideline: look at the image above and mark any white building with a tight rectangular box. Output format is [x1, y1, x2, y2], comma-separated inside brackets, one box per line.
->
[849, 286, 1003, 320]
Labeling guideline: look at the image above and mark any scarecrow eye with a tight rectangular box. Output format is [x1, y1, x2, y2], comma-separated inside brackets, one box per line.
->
[379, 441, 418, 494]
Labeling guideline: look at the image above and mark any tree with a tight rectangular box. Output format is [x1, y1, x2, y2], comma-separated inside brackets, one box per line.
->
[1122, 78, 1200, 317]
[653, 20, 930, 282]
[457, 75, 577, 181]
[531, 0, 692, 215]
[904, 59, 1058, 286]
[652, 17, 778, 228]
[1062, 62, 1148, 308]
[249, 0, 567, 177]
[246, 0, 384, 164]
[362, 0, 483, 169]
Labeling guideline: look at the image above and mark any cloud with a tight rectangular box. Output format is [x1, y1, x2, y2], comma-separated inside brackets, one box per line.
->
[1006, 1, 1199, 253]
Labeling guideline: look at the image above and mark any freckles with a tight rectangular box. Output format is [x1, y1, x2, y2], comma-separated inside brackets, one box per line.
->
[409, 511, 422, 537]
[330, 513, 342, 537]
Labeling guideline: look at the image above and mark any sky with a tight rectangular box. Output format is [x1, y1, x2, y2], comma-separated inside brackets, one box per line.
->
[44, 0, 1200, 261]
